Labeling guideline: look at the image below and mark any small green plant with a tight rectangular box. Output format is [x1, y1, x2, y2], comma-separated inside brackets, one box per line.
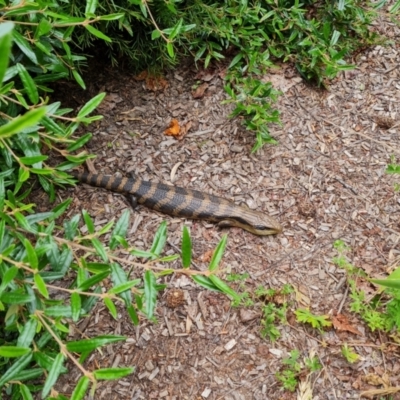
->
[341, 343, 359, 364]
[295, 308, 332, 331]
[276, 350, 302, 392]
[276, 349, 322, 392]
[256, 284, 293, 341]
[333, 240, 400, 333]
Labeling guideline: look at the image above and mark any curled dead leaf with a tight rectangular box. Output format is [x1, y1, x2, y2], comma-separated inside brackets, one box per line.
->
[192, 83, 209, 99]
[164, 119, 180, 136]
[332, 313, 362, 335]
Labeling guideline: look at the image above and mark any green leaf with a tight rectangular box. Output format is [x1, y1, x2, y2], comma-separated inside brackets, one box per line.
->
[34, 273, 49, 298]
[17, 318, 38, 348]
[0, 266, 18, 290]
[151, 30, 161, 40]
[70, 376, 90, 400]
[144, 270, 157, 318]
[192, 275, 221, 291]
[77, 92, 106, 119]
[71, 292, 82, 322]
[150, 221, 167, 259]
[127, 303, 139, 325]
[42, 353, 64, 398]
[0, 291, 35, 304]
[98, 13, 125, 21]
[85, 0, 98, 15]
[371, 279, 400, 290]
[110, 263, 131, 304]
[169, 18, 183, 40]
[13, 30, 38, 64]
[0, 353, 33, 386]
[166, 42, 174, 58]
[108, 280, 140, 294]
[78, 271, 109, 291]
[0, 346, 31, 357]
[0, 107, 46, 138]
[19, 384, 34, 400]
[92, 238, 108, 261]
[16, 63, 39, 104]
[66, 335, 126, 353]
[130, 249, 154, 258]
[209, 275, 240, 302]
[0, 21, 14, 86]
[208, 234, 227, 272]
[181, 225, 192, 268]
[24, 238, 38, 269]
[104, 297, 117, 319]
[330, 30, 341, 47]
[72, 69, 86, 90]
[82, 209, 95, 234]
[110, 209, 130, 250]
[67, 133, 93, 152]
[20, 155, 48, 165]
[93, 367, 134, 380]
[85, 25, 111, 42]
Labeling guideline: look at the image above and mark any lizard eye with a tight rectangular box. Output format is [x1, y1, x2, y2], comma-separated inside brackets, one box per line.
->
[255, 225, 269, 231]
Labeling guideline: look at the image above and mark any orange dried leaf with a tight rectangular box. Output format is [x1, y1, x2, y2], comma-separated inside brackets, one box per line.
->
[165, 119, 181, 136]
[332, 314, 362, 335]
[192, 83, 208, 99]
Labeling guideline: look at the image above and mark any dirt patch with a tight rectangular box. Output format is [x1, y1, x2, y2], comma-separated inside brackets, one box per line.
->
[55, 15, 400, 400]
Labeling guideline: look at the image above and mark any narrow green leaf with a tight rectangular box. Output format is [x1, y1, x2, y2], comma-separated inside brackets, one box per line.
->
[192, 275, 221, 291]
[150, 221, 167, 258]
[17, 318, 38, 348]
[72, 69, 86, 90]
[0, 292, 35, 304]
[110, 263, 131, 304]
[34, 274, 49, 298]
[127, 303, 139, 325]
[110, 209, 130, 250]
[92, 238, 108, 261]
[71, 292, 81, 322]
[85, 0, 98, 15]
[41, 353, 64, 398]
[78, 270, 109, 291]
[24, 238, 38, 269]
[181, 225, 192, 268]
[70, 376, 90, 400]
[82, 210, 95, 234]
[104, 297, 117, 319]
[0, 21, 14, 86]
[166, 42, 174, 58]
[130, 249, 154, 258]
[66, 335, 126, 353]
[0, 107, 46, 138]
[0, 346, 31, 357]
[13, 30, 38, 64]
[108, 280, 140, 294]
[67, 133, 93, 152]
[77, 92, 106, 119]
[169, 18, 183, 40]
[98, 13, 125, 21]
[20, 155, 48, 165]
[158, 255, 179, 262]
[18, 168, 30, 183]
[209, 275, 240, 302]
[208, 234, 227, 272]
[19, 384, 34, 400]
[371, 279, 400, 290]
[16, 63, 39, 104]
[85, 25, 111, 42]
[144, 270, 157, 318]
[0, 266, 18, 290]
[94, 367, 134, 380]
[0, 353, 33, 386]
